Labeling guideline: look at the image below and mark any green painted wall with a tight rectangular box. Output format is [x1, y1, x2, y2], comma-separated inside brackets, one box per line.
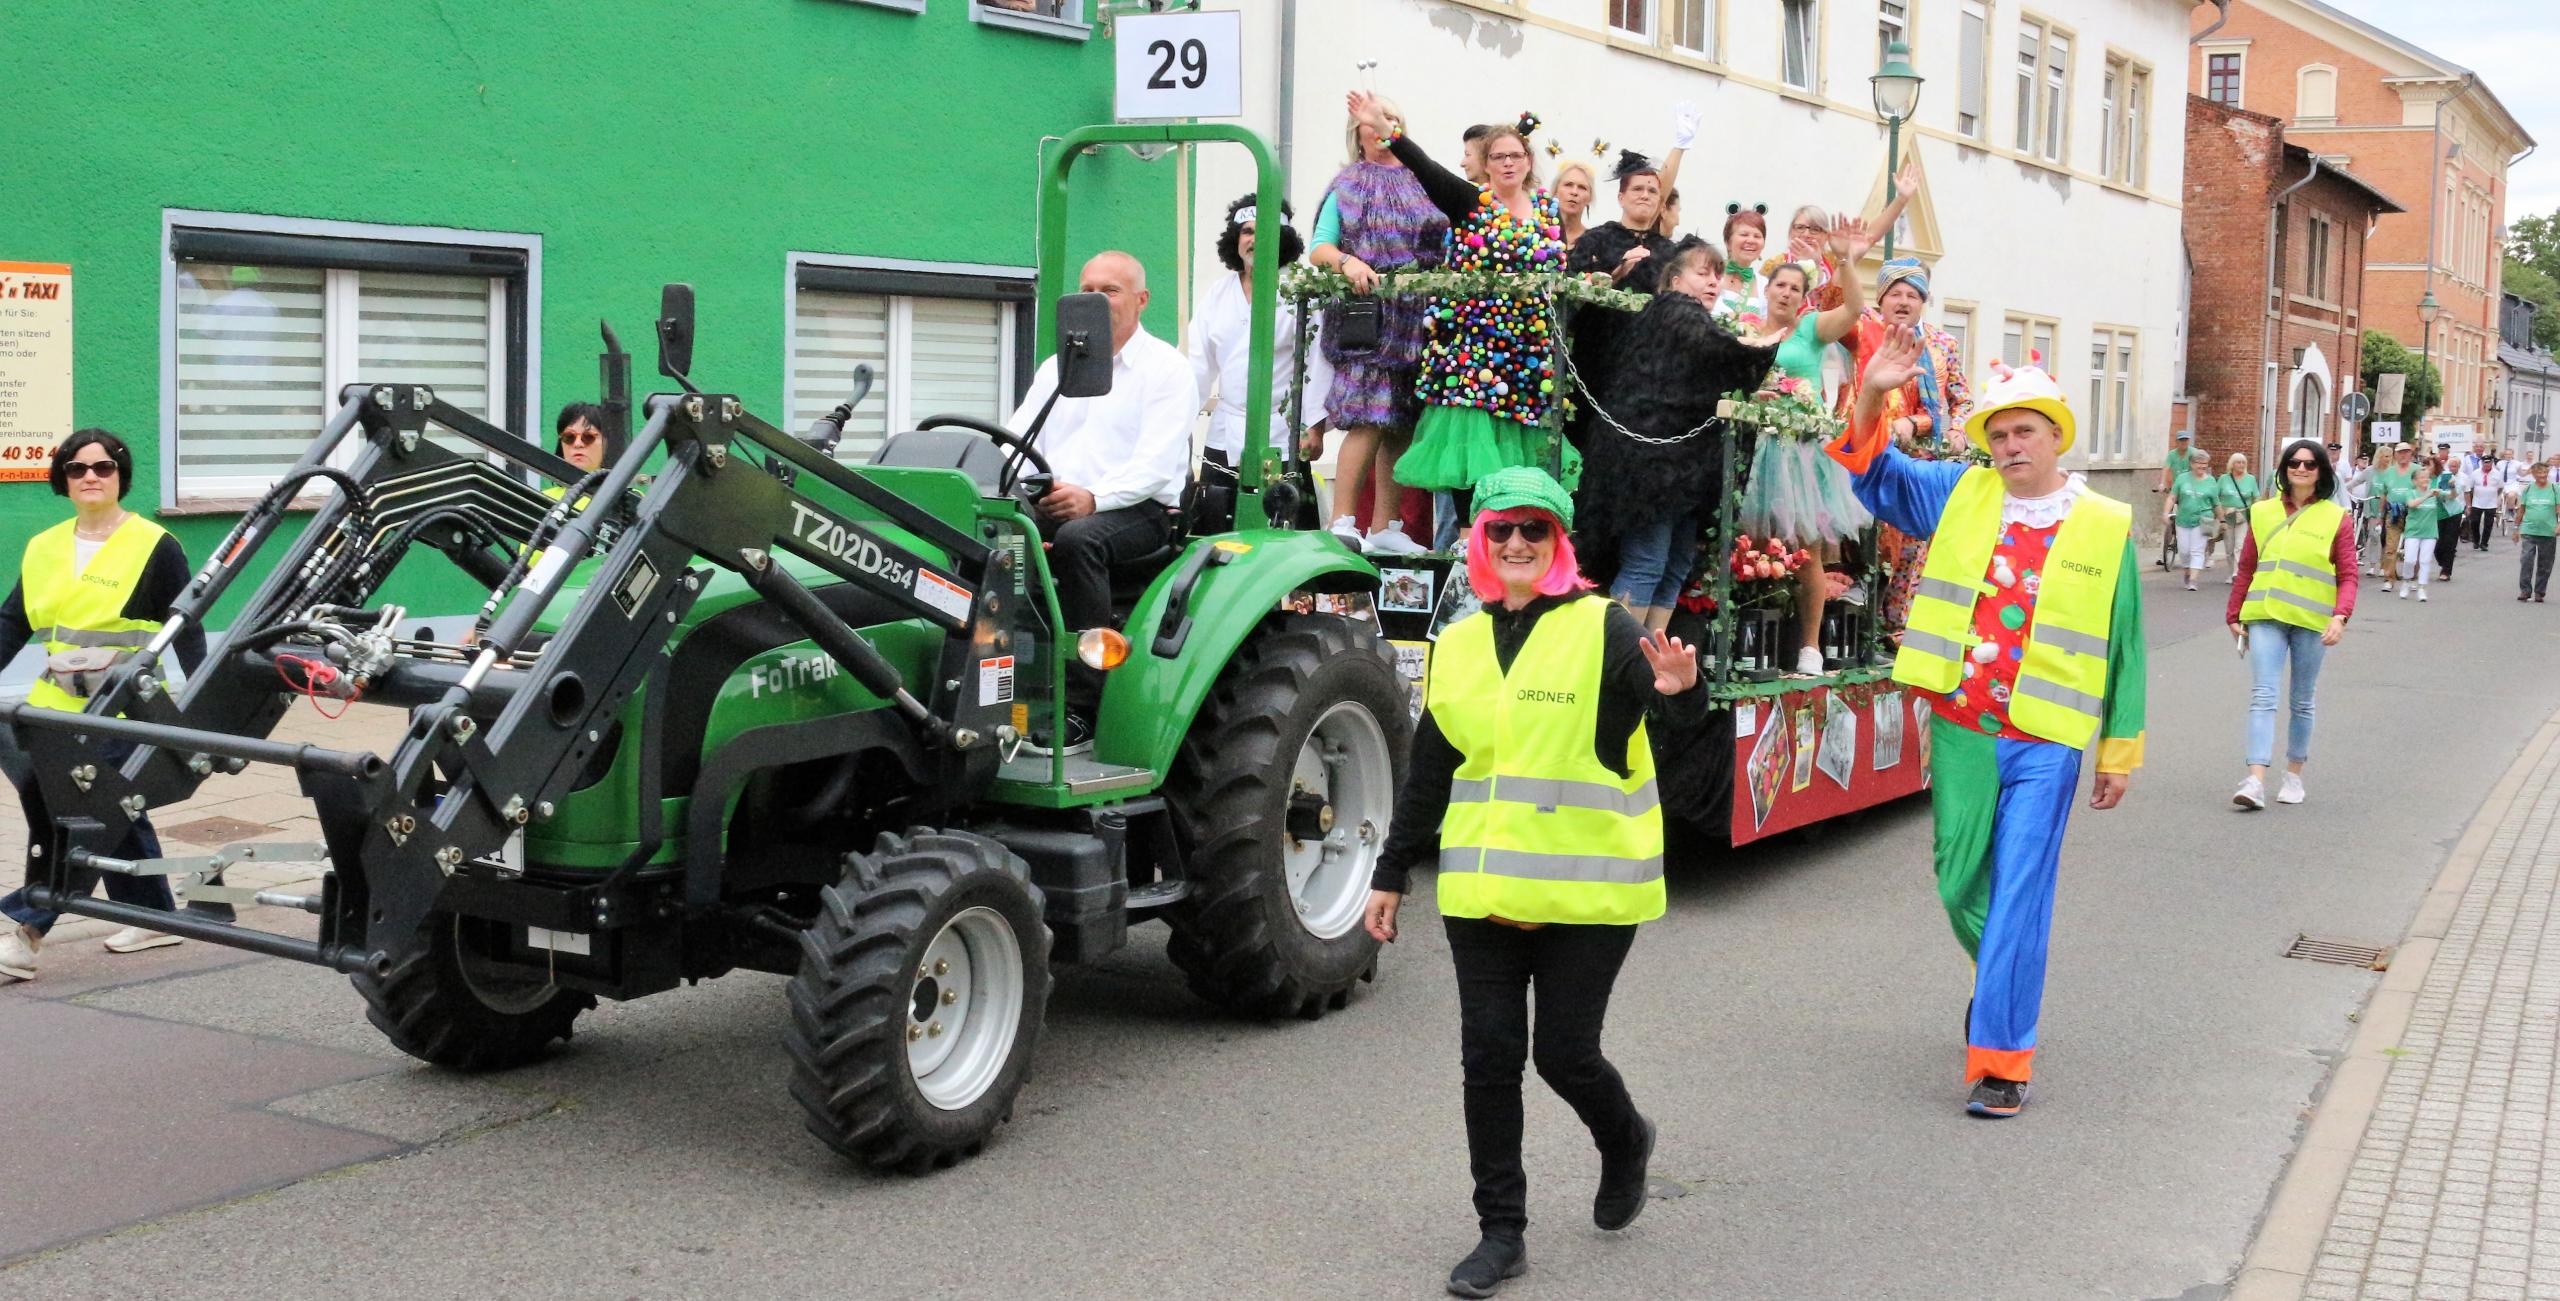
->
[6, 0, 1181, 619]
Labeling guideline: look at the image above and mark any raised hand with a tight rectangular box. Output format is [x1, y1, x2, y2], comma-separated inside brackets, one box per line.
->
[1671, 100, 1703, 149]
[1894, 159, 1921, 198]
[1640, 628, 1700, 695]
[1861, 325, 1923, 397]
[1346, 90, 1392, 135]
[1828, 210, 1875, 261]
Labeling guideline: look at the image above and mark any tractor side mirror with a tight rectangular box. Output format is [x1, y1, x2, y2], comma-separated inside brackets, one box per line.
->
[656, 283, 696, 381]
[1053, 292, 1115, 399]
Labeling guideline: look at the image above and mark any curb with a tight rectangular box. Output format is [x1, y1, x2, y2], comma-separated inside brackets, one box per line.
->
[2226, 706, 2560, 1300]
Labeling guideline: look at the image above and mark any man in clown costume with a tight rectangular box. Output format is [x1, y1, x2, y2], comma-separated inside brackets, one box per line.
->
[1827, 327, 2146, 1118]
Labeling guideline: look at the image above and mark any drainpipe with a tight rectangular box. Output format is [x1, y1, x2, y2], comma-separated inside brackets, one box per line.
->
[2190, 0, 2231, 44]
[1277, 0, 1297, 186]
[2264, 153, 2321, 471]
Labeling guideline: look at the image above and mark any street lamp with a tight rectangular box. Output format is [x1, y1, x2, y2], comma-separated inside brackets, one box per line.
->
[2419, 290, 2442, 433]
[1871, 41, 1924, 260]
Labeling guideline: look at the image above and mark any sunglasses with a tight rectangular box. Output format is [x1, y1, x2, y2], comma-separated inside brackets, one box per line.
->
[61, 460, 119, 479]
[2284, 459, 2319, 470]
[561, 431, 603, 447]
[1481, 519, 1553, 545]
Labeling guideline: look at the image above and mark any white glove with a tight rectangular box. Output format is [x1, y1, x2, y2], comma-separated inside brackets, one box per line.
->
[1670, 101, 1702, 150]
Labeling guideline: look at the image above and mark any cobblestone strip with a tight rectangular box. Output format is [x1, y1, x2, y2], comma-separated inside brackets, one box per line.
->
[2302, 734, 2560, 1301]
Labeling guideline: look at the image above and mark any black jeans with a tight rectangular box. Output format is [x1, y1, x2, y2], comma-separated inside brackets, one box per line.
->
[2436, 524, 2461, 579]
[1039, 500, 1170, 713]
[2521, 535, 2556, 598]
[2470, 505, 2498, 550]
[1445, 916, 1645, 1239]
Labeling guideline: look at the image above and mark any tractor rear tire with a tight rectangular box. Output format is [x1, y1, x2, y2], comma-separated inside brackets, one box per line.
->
[1164, 612, 1410, 1019]
[784, 830, 1051, 1174]
[355, 913, 596, 1071]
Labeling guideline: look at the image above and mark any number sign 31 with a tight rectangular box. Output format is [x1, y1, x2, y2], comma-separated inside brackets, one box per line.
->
[1114, 11, 1242, 121]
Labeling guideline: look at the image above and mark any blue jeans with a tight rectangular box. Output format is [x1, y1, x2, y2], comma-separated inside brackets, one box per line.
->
[0, 731, 177, 935]
[2245, 621, 2328, 768]
[1611, 512, 1696, 608]
[1432, 490, 1462, 552]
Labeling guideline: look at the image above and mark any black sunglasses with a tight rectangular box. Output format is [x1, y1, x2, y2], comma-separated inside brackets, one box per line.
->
[560, 430, 603, 447]
[1481, 519, 1553, 545]
[61, 460, 119, 479]
[2284, 458, 2319, 469]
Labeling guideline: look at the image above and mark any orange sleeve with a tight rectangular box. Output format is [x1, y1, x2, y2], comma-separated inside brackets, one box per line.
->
[1826, 399, 1890, 476]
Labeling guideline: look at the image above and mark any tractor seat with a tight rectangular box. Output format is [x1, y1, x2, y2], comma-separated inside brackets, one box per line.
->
[1105, 503, 1191, 610]
[869, 428, 1008, 496]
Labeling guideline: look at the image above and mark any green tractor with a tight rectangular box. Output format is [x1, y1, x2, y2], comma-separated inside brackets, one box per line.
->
[5, 125, 1408, 1171]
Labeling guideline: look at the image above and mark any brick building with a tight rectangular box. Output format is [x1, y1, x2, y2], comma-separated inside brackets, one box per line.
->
[2182, 95, 2400, 481]
[2189, 0, 2533, 444]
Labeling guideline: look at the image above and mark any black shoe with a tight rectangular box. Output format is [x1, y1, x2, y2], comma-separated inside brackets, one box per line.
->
[1446, 1235, 1529, 1298]
[1594, 1114, 1657, 1230]
[1965, 1075, 2031, 1118]
[1023, 709, 1095, 756]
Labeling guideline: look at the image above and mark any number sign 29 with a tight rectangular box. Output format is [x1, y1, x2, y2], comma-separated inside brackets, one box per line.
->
[1114, 11, 1242, 121]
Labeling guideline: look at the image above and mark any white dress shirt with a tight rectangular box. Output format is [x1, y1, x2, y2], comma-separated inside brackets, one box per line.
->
[1008, 326, 1199, 513]
[1186, 272, 1332, 458]
[2474, 461, 2513, 509]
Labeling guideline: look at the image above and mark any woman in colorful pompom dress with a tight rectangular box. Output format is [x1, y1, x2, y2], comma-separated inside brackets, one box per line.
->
[1345, 92, 1568, 511]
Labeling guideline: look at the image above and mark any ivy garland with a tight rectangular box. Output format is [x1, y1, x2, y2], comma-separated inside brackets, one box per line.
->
[1717, 393, 1849, 442]
[1281, 265, 1651, 314]
[1709, 664, 1898, 707]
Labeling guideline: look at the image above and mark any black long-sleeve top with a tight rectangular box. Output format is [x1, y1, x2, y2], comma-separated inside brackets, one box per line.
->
[0, 529, 207, 682]
[1374, 595, 1711, 893]
[1385, 134, 1494, 225]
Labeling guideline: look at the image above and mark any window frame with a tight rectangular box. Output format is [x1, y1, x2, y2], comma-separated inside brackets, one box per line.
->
[1939, 300, 1979, 380]
[2000, 311, 2059, 371]
[158, 209, 541, 513]
[2099, 50, 2151, 187]
[2010, 14, 2073, 165]
[2086, 323, 2139, 462]
[2204, 49, 2244, 108]
[1956, 0, 1990, 141]
[1780, 0, 1821, 93]
[969, 0, 1089, 42]
[1609, 0, 1654, 40]
[2296, 62, 2338, 121]
[2304, 212, 2334, 303]
[1878, 0, 1910, 70]
[785, 253, 1037, 463]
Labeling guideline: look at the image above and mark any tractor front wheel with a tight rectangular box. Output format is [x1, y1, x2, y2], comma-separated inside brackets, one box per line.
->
[1164, 613, 1410, 1019]
[784, 830, 1052, 1174]
[355, 913, 596, 1070]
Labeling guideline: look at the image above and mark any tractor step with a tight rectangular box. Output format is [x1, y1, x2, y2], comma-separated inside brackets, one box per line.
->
[1124, 880, 1189, 909]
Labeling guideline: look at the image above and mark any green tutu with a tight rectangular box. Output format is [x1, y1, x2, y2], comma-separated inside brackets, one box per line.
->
[1395, 404, 1561, 493]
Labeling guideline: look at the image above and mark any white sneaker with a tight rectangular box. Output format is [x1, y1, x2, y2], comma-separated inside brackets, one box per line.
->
[103, 927, 181, 954]
[0, 923, 37, 981]
[2418, 588, 2429, 602]
[1328, 515, 1364, 549]
[1794, 646, 1826, 675]
[1362, 521, 1428, 557]
[2277, 773, 2306, 805]
[2233, 776, 2266, 810]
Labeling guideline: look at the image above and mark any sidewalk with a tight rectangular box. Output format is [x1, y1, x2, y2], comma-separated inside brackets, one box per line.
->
[2239, 706, 2560, 1300]
[1, 703, 408, 944]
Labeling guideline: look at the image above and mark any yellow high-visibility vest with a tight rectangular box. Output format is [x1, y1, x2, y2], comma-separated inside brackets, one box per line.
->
[21, 516, 170, 712]
[1425, 595, 1664, 925]
[2239, 497, 2344, 632]
[1894, 469, 2131, 750]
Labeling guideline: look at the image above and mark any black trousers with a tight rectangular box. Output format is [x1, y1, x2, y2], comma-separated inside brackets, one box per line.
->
[2469, 505, 2498, 549]
[2521, 535, 2556, 599]
[1038, 500, 1169, 713]
[1445, 915, 1645, 1239]
[2436, 524, 2461, 579]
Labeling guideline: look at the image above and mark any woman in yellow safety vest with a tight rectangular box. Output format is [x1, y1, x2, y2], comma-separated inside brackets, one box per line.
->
[1, 430, 212, 983]
[1361, 465, 1702, 1299]
[2226, 439, 2358, 811]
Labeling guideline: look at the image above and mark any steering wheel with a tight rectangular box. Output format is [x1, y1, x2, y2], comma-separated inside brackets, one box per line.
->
[916, 414, 1053, 496]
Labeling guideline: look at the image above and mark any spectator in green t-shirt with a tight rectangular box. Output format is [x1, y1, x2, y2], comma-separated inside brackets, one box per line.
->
[2396, 456, 2449, 602]
[2517, 460, 2557, 603]
[2213, 451, 2258, 573]
[2372, 443, 2418, 593]
[2168, 448, 2218, 590]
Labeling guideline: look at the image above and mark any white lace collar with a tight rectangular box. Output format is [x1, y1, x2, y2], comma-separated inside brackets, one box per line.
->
[2001, 472, 2087, 529]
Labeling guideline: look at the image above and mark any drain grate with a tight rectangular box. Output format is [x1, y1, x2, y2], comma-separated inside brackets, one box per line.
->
[2285, 933, 2392, 969]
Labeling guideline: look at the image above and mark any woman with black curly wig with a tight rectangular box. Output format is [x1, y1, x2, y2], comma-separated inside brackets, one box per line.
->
[1187, 192, 1329, 531]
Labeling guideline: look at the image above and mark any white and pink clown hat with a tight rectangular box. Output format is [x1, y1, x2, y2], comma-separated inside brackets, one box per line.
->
[1962, 355, 2076, 455]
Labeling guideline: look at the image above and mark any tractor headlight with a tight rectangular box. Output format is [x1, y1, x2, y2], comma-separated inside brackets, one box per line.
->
[1076, 628, 1130, 671]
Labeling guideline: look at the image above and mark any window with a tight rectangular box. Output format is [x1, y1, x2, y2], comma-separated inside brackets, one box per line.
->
[1665, 0, 1714, 57]
[2014, 17, 2070, 163]
[2100, 55, 2150, 185]
[971, 0, 1087, 39]
[165, 217, 533, 507]
[2305, 213, 2333, 301]
[2087, 326, 2137, 460]
[1958, 0, 1989, 138]
[1610, 0, 1652, 38]
[1940, 301, 1977, 378]
[1879, 0, 1908, 67]
[1781, 0, 1818, 91]
[2001, 312, 2057, 370]
[788, 259, 1032, 463]
[2206, 51, 2241, 107]
[2297, 64, 2337, 119]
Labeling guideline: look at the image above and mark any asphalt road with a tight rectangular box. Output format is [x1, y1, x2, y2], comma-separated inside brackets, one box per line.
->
[8, 539, 2560, 1300]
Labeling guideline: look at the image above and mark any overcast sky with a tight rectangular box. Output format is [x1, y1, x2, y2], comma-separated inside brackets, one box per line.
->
[2318, 0, 2559, 222]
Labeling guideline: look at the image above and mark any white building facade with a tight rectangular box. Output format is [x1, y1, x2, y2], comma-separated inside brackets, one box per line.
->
[1177, 0, 2198, 502]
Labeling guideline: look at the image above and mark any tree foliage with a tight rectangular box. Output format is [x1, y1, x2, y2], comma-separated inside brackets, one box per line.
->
[2510, 211, 2560, 279]
[2506, 258, 2560, 352]
[2361, 328, 2443, 416]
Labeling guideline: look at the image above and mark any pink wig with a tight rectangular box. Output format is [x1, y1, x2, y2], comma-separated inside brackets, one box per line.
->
[1463, 507, 1591, 602]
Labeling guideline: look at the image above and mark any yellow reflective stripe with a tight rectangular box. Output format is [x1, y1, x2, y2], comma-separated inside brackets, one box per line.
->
[1441, 846, 1665, 886]
[1915, 576, 1981, 606]
[2035, 625, 2107, 658]
[1901, 629, 1970, 662]
[2013, 675, 2103, 719]
[43, 626, 147, 650]
[2263, 588, 2334, 616]
[1448, 775, 1660, 817]
[2273, 558, 2335, 584]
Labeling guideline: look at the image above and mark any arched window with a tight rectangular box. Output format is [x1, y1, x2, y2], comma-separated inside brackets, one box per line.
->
[2296, 374, 2327, 444]
[2297, 65, 2337, 119]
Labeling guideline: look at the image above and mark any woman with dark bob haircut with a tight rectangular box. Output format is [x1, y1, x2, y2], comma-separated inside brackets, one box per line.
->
[2, 429, 215, 982]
